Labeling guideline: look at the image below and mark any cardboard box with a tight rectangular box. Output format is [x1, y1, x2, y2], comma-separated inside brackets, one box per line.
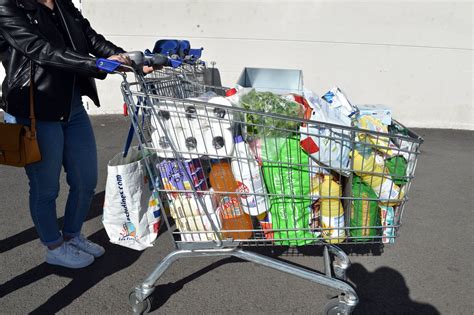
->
[357, 104, 392, 125]
[236, 67, 303, 94]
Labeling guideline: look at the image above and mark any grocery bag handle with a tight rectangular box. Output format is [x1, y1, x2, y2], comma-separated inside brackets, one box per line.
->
[123, 122, 135, 158]
[122, 105, 142, 158]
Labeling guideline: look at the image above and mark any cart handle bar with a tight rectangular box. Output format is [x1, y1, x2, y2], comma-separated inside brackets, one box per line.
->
[96, 51, 181, 73]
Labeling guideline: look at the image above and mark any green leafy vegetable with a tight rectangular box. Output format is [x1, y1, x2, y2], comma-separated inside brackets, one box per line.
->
[239, 89, 303, 138]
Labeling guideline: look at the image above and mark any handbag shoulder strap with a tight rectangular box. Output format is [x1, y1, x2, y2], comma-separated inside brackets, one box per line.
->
[29, 61, 36, 135]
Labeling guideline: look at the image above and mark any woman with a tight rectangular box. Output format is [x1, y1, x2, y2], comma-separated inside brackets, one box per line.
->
[0, 0, 133, 268]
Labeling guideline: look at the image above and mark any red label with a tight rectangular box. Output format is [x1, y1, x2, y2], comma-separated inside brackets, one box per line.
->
[225, 88, 237, 97]
[221, 197, 242, 218]
[236, 181, 249, 199]
[300, 137, 320, 154]
[153, 221, 160, 234]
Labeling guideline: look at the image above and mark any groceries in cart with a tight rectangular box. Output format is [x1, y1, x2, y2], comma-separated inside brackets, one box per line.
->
[350, 176, 381, 242]
[259, 136, 314, 245]
[232, 136, 269, 217]
[209, 159, 254, 240]
[310, 174, 346, 244]
[351, 145, 403, 206]
[106, 60, 422, 246]
[225, 82, 416, 244]
[169, 191, 222, 242]
[300, 88, 354, 176]
[156, 84, 418, 245]
[150, 92, 235, 159]
[234, 88, 305, 138]
[157, 159, 208, 199]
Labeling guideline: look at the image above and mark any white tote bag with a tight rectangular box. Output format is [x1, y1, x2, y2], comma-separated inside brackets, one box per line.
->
[102, 146, 161, 251]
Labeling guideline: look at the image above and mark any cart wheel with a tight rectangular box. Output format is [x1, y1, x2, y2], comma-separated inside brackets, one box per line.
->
[129, 291, 152, 315]
[323, 297, 347, 315]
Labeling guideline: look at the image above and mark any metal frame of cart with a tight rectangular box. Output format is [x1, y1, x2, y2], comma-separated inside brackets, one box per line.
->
[104, 60, 423, 315]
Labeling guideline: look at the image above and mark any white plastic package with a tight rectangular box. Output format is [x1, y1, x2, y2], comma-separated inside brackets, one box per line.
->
[150, 93, 235, 159]
[299, 88, 354, 175]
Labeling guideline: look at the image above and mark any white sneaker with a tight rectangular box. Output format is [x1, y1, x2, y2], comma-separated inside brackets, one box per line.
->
[67, 234, 105, 258]
[46, 242, 94, 269]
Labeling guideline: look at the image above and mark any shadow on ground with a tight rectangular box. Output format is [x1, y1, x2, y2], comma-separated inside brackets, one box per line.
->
[348, 263, 440, 314]
[0, 191, 440, 314]
[0, 192, 160, 314]
[141, 249, 440, 314]
[147, 257, 242, 312]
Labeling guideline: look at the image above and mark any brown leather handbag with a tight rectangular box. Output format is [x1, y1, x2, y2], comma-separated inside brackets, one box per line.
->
[0, 63, 41, 167]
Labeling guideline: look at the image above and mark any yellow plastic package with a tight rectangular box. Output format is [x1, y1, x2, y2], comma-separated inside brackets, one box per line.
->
[310, 174, 346, 244]
[358, 116, 393, 155]
[351, 149, 403, 206]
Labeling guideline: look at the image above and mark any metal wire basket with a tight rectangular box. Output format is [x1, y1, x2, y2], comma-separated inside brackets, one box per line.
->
[117, 70, 423, 314]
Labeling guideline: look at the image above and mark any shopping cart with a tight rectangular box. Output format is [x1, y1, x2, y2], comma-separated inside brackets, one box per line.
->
[98, 56, 424, 314]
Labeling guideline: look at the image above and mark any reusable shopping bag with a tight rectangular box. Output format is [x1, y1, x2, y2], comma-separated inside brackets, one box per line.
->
[102, 146, 161, 251]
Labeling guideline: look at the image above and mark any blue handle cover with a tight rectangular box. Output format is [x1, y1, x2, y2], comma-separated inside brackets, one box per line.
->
[188, 48, 203, 59]
[169, 59, 182, 68]
[96, 58, 121, 72]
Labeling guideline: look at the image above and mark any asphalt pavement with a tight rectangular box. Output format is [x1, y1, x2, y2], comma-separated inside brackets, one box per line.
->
[0, 115, 472, 314]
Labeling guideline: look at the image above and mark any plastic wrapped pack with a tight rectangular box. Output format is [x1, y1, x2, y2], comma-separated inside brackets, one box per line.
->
[300, 88, 353, 175]
[260, 137, 314, 246]
[150, 92, 234, 159]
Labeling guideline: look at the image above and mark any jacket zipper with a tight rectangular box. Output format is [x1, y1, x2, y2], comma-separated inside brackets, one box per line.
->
[55, 1, 78, 122]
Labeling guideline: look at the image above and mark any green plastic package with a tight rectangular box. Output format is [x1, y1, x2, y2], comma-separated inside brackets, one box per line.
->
[386, 156, 408, 185]
[260, 137, 314, 246]
[350, 176, 380, 242]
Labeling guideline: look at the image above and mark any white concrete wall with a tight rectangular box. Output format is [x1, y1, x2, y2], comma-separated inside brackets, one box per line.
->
[2, 1, 473, 129]
[82, 0, 473, 130]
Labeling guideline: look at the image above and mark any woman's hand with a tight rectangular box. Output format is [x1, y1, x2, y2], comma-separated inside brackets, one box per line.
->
[108, 53, 131, 65]
[143, 65, 163, 74]
[107, 54, 132, 71]
[107, 53, 163, 74]
[142, 65, 154, 74]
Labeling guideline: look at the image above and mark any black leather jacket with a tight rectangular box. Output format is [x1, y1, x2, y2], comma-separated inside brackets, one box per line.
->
[0, 0, 125, 121]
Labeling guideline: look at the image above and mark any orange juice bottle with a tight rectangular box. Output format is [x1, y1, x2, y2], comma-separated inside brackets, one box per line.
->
[209, 161, 253, 240]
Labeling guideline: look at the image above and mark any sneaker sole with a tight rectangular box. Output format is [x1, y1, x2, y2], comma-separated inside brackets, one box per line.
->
[91, 250, 105, 258]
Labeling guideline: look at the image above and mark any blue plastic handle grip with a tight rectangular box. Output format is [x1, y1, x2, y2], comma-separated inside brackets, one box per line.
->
[96, 58, 121, 72]
[169, 59, 182, 68]
[188, 48, 202, 59]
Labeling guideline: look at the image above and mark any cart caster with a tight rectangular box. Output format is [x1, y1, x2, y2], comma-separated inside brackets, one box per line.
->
[333, 265, 347, 281]
[323, 296, 352, 315]
[129, 291, 152, 315]
[325, 245, 350, 281]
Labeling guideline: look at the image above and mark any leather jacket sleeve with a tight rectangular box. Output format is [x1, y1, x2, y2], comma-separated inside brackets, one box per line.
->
[0, 0, 106, 78]
[62, 0, 125, 57]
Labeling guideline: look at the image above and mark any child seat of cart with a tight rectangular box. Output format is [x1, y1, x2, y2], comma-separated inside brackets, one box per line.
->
[152, 39, 203, 63]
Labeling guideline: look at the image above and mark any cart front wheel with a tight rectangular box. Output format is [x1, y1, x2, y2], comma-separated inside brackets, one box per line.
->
[324, 297, 348, 315]
[129, 291, 152, 315]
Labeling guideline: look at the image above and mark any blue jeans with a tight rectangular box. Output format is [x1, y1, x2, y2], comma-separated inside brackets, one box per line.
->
[5, 86, 98, 247]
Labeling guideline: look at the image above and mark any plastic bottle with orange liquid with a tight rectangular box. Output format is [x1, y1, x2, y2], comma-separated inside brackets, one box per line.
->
[209, 161, 253, 240]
